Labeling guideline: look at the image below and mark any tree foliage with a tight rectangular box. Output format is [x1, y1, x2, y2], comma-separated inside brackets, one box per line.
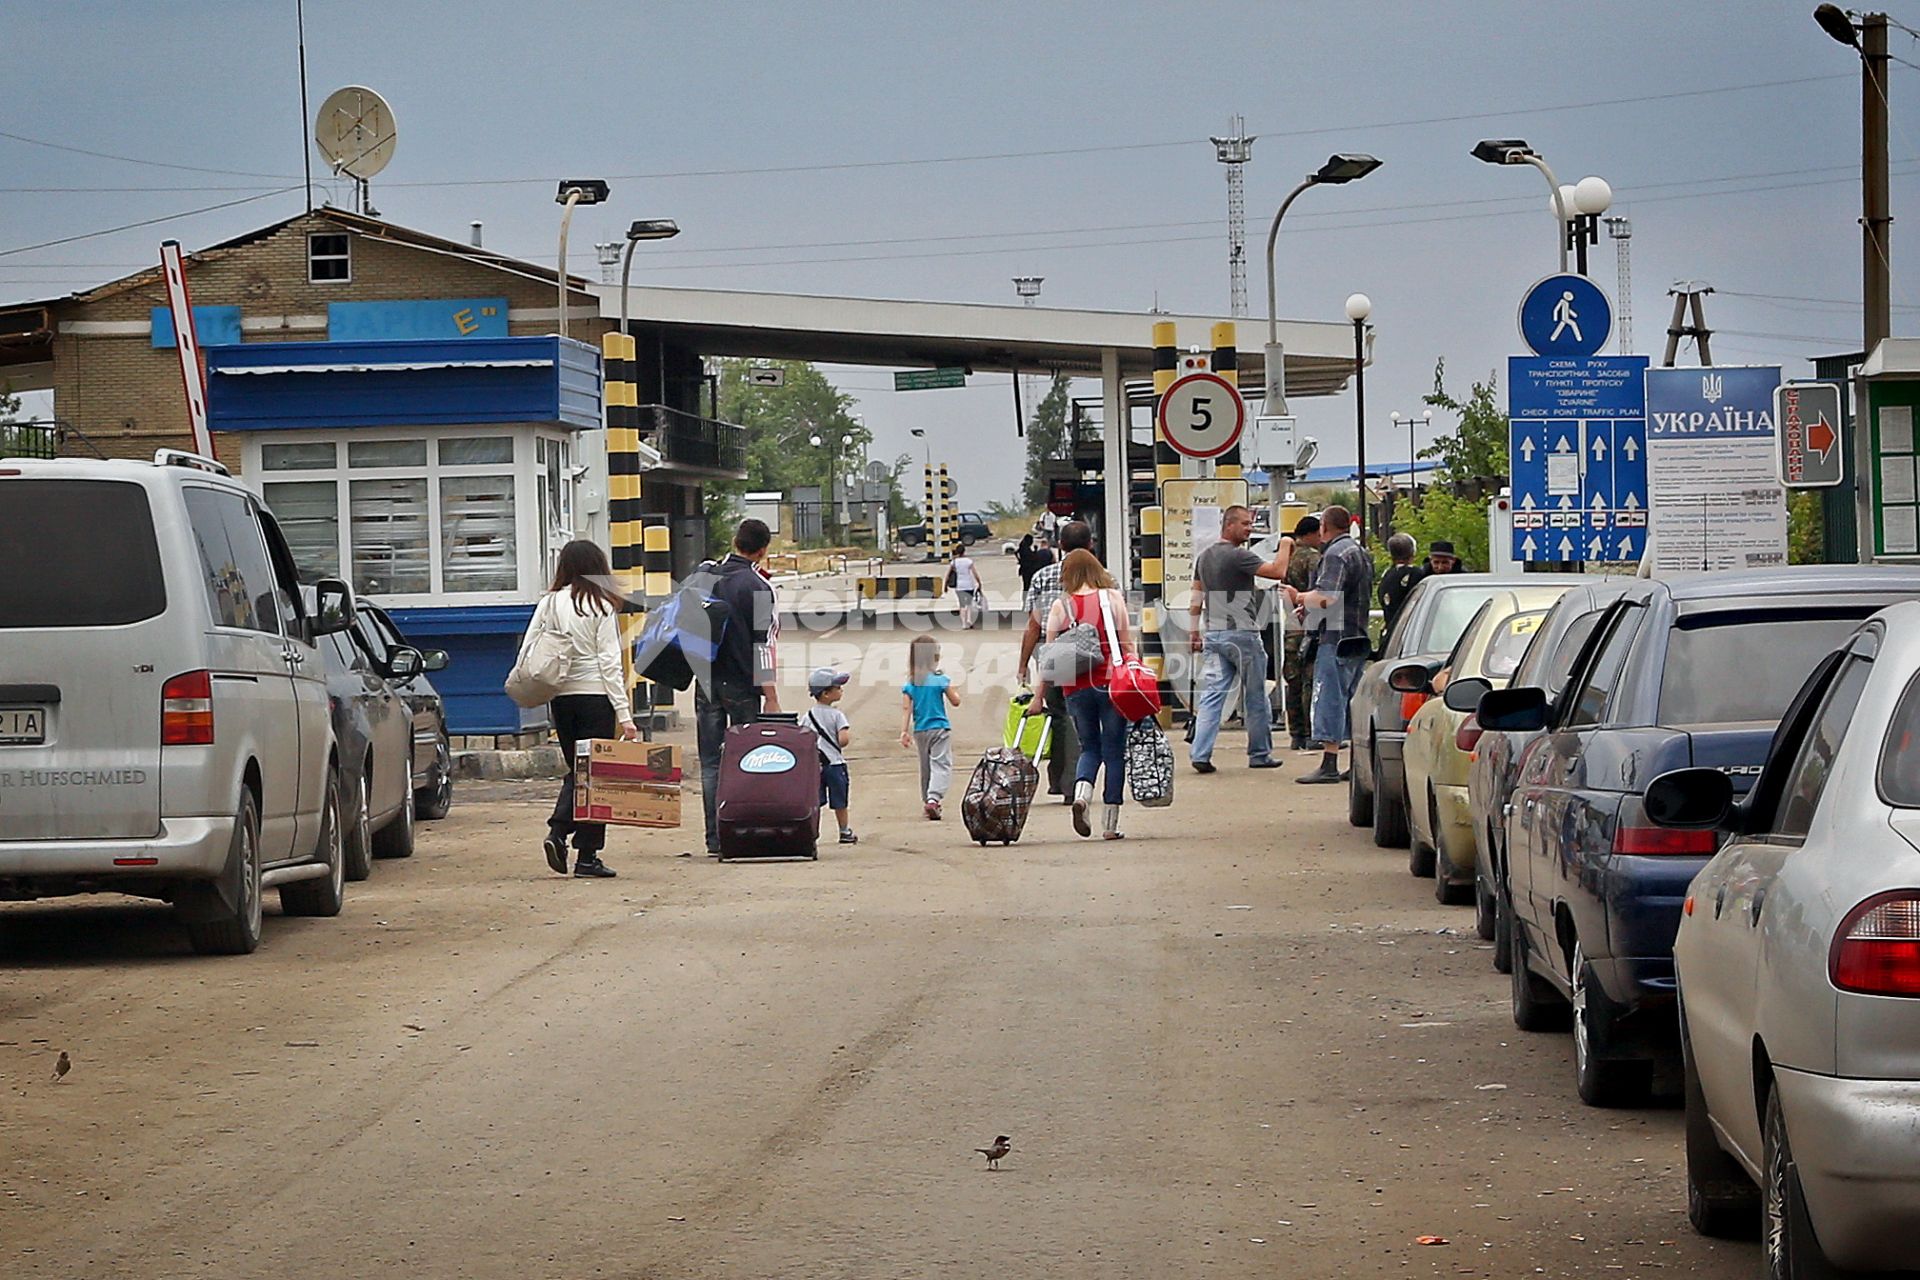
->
[1419, 358, 1508, 482]
[1788, 488, 1825, 565]
[1373, 487, 1492, 576]
[1022, 372, 1072, 508]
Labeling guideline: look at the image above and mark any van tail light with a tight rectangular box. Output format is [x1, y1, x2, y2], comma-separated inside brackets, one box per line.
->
[1611, 824, 1718, 856]
[1400, 691, 1431, 723]
[1455, 715, 1484, 754]
[1832, 892, 1920, 997]
[161, 670, 213, 745]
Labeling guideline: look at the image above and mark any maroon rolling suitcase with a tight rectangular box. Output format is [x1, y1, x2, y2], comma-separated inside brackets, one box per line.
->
[716, 716, 822, 860]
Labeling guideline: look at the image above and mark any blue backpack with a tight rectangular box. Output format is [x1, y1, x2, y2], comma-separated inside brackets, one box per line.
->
[633, 560, 732, 691]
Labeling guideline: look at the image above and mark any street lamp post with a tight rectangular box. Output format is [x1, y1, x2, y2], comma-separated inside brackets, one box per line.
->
[1346, 293, 1372, 545]
[909, 427, 930, 471]
[1471, 140, 1572, 272]
[1815, 3, 1892, 352]
[553, 179, 610, 343]
[616, 218, 682, 338]
[1262, 153, 1383, 415]
[1553, 177, 1613, 277]
[1390, 409, 1433, 509]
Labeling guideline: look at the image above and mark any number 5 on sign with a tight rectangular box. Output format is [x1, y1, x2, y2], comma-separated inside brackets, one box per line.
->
[1158, 372, 1245, 459]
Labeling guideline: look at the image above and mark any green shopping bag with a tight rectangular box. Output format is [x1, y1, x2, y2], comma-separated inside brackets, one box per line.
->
[1003, 691, 1052, 761]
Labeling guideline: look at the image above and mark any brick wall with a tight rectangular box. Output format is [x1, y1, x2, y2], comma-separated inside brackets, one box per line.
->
[54, 211, 607, 462]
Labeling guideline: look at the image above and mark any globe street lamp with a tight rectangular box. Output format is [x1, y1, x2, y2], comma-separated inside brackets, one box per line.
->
[1552, 176, 1612, 277]
[1263, 153, 1383, 415]
[1346, 292, 1372, 545]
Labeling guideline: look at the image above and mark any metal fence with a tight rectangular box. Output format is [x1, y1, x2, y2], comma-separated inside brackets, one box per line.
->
[644, 404, 748, 474]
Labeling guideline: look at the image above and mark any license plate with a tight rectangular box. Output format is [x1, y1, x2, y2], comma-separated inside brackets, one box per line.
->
[0, 706, 47, 745]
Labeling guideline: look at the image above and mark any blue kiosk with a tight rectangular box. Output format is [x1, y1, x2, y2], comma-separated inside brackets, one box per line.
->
[207, 335, 605, 735]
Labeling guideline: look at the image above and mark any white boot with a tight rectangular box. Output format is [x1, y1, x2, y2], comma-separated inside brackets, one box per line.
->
[1102, 804, 1124, 840]
[1071, 781, 1093, 838]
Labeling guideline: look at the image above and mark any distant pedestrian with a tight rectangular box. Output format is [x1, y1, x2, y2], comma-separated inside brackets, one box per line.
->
[901, 634, 961, 820]
[695, 519, 781, 857]
[949, 548, 982, 629]
[537, 539, 639, 880]
[807, 667, 857, 845]
[1017, 534, 1051, 593]
[1187, 504, 1292, 773]
[1423, 540, 1466, 575]
[1378, 532, 1427, 647]
[1045, 547, 1135, 839]
[1018, 520, 1088, 803]
[1292, 506, 1375, 786]
[1281, 515, 1325, 751]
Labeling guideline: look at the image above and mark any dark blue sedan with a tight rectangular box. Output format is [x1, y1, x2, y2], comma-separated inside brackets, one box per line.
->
[1480, 567, 1920, 1109]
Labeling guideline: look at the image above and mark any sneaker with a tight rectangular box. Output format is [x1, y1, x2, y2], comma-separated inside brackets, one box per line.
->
[573, 857, 617, 878]
[925, 800, 942, 821]
[543, 835, 568, 875]
[839, 829, 859, 844]
[1295, 765, 1343, 785]
[1191, 760, 1217, 774]
[1249, 758, 1284, 770]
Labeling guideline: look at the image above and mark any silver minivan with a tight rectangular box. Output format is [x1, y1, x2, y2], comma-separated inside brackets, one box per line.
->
[0, 450, 355, 954]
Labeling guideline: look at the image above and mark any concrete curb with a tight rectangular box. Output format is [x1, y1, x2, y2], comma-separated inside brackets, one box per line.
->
[452, 746, 568, 781]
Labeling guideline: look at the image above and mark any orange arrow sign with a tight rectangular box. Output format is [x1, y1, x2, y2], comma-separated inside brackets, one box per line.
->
[1808, 414, 1837, 462]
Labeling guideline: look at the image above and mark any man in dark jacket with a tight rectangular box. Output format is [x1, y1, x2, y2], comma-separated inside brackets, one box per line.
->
[1423, 539, 1466, 575]
[696, 519, 781, 855]
[1377, 532, 1426, 648]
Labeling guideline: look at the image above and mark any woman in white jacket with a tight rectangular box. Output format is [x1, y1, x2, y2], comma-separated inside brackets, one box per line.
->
[541, 540, 639, 878]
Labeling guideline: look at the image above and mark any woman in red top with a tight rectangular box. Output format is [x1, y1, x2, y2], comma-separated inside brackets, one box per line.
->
[1043, 548, 1136, 839]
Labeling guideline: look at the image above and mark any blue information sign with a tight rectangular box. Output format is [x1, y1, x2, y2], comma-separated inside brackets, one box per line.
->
[1518, 273, 1613, 358]
[1508, 355, 1650, 563]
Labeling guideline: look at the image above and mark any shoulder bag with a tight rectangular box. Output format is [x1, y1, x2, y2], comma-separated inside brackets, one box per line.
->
[505, 593, 572, 708]
[1098, 589, 1162, 723]
[1034, 595, 1104, 686]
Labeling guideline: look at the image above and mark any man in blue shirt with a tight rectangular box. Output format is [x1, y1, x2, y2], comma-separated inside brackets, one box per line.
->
[1290, 506, 1374, 785]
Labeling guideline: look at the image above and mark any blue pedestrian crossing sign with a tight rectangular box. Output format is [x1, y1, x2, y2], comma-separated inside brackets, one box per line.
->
[1508, 355, 1650, 563]
[1518, 273, 1612, 358]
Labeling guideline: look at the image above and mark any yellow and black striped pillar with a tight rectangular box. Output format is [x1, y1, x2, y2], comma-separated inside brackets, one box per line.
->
[1152, 321, 1181, 488]
[938, 465, 959, 552]
[1212, 321, 1242, 482]
[603, 332, 642, 592]
[922, 463, 941, 559]
[1138, 504, 1173, 726]
[638, 517, 674, 713]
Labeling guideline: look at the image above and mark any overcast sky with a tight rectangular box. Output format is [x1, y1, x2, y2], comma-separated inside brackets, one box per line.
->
[3, 1, 1914, 509]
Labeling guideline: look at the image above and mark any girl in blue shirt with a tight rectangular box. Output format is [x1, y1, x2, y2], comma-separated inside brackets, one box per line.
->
[900, 634, 962, 819]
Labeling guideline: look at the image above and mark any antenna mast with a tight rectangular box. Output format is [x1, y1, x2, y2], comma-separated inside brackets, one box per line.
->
[1210, 116, 1255, 317]
[1604, 215, 1632, 353]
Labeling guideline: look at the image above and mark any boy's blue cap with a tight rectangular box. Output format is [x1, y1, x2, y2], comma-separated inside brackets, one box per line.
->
[809, 667, 851, 694]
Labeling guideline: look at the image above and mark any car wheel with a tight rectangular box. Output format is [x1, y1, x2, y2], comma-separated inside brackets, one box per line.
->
[1509, 916, 1571, 1032]
[1347, 754, 1374, 827]
[1683, 1005, 1760, 1239]
[281, 767, 346, 918]
[1764, 1088, 1844, 1280]
[373, 772, 416, 859]
[415, 733, 453, 820]
[1492, 866, 1514, 975]
[1475, 878, 1498, 940]
[184, 788, 264, 956]
[343, 760, 374, 882]
[1432, 791, 1473, 903]
[1572, 942, 1648, 1106]
[1371, 745, 1410, 849]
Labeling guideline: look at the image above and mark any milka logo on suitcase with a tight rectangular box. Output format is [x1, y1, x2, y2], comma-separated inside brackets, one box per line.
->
[739, 744, 797, 774]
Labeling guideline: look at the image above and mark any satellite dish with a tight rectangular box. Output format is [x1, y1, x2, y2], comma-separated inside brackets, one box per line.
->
[314, 85, 397, 180]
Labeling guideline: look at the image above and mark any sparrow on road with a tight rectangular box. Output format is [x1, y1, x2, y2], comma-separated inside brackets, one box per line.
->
[975, 1135, 1011, 1170]
[51, 1051, 70, 1082]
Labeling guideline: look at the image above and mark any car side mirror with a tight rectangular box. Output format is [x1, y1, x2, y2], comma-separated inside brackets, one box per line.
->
[422, 648, 449, 672]
[1476, 686, 1549, 733]
[387, 646, 424, 681]
[1644, 768, 1736, 831]
[1386, 660, 1438, 695]
[1442, 676, 1493, 714]
[310, 578, 354, 637]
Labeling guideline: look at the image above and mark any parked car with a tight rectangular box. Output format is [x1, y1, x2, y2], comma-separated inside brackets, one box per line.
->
[895, 510, 993, 554]
[349, 602, 453, 820]
[1464, 579, 1627, 969]
[1646, 603, 1920, 1277]
[315, 621, 418, 879]
[0, 451, 355, 954]
[1394, 583, 1573, 902]
[1348, 573, 1537, 848]
[1481, 567, 1920, 1108]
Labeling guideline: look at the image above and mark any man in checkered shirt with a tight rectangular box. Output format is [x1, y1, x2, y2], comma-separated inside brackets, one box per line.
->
[1017, 519, 1090, 801]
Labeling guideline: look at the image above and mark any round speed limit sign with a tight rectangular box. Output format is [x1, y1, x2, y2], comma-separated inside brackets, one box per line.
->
[1157, 372, 1246, 459]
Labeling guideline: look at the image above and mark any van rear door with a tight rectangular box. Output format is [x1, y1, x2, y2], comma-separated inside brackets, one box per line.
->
[0, 477, 168, 840]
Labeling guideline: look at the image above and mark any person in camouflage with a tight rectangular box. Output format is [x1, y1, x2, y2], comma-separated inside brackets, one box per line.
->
[1280, 515, 1325, 752]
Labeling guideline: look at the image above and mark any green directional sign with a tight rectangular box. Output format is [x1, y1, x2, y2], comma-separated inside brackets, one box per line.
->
[893, 367, 967, 392]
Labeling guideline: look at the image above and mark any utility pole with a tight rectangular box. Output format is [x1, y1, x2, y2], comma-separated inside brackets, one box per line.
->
[1662, 282, 1715, 367]
[1865, 12, 1892, 351]
[1604, 216, 1633, 353]
[1211, 116, 1255, 317]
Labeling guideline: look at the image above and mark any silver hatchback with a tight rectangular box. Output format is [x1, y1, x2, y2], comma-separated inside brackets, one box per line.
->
[0, 451, 355, 954]
[1650, 601, 1920, 1276]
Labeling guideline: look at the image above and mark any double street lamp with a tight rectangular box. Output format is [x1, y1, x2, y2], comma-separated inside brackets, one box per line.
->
[1263, 153, 1383, 415]
[1389, 409, 1433, 500]
[554, 180, 681, 343]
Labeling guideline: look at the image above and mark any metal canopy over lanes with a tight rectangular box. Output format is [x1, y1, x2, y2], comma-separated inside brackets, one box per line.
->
[593, 284, 1360, 392]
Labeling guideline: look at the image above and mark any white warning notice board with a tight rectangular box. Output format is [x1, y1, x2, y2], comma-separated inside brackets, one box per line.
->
[1644, 366, 1788, 574]
[1160, 478, 1249, 613]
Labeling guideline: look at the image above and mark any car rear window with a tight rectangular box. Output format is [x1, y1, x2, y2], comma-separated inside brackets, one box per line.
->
[1659, 614, 1870, 725]
[1880, 671, 1920, 808]
[0, 478, 167, 627]
[1483, 610, 1548, 680]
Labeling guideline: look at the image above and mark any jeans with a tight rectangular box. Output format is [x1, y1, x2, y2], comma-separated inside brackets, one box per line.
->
[1188, 630, 1274, 764]
[696, 683, 762, 852]
[1066, 686, 1127, 805]
[549, 694, 619, 857]
[1310, 641, 1368, 748]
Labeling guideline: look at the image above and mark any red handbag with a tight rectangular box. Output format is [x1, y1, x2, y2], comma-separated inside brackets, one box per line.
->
[1097, 590, 1162, 722]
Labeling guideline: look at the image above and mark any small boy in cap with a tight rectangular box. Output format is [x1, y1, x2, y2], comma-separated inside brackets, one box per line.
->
[807, 667, 857, 844]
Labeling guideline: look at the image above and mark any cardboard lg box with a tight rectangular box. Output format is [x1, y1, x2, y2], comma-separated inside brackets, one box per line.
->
[573, 740, 683, 828]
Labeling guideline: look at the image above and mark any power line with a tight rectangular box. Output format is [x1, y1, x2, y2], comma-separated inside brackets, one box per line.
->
[0, 187, 300, 259]
[0, 128, 300, 180]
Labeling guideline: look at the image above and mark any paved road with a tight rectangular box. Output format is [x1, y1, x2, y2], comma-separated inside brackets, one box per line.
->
[1, 557, 1756, 1277]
